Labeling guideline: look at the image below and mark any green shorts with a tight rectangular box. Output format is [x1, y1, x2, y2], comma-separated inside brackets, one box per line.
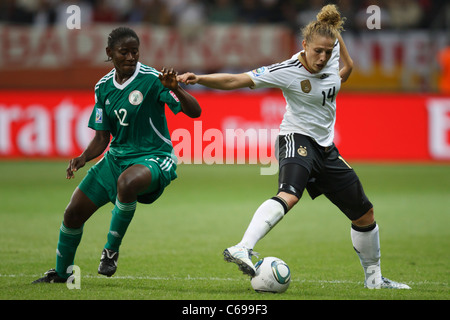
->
[78, 151, 177, 207]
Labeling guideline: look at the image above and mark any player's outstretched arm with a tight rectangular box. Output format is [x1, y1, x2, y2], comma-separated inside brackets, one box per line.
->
[177, 72, 254, 90]
[337, 33, 353, 83]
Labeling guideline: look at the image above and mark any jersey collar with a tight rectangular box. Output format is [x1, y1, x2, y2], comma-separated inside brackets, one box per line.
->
[113, 62, 141, 90]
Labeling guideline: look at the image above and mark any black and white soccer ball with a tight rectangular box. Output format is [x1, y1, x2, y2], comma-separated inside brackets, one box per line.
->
[251, 257, 291, 293]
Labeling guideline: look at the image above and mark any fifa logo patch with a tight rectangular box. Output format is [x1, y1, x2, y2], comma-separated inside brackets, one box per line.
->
[251, 67, 267, 77]
[95, 108, 103, 123]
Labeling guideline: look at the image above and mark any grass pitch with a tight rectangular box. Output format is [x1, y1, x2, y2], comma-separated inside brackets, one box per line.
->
[0, 160, 448, 302]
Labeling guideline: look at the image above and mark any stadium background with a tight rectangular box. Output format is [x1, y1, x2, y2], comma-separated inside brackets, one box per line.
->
[0, 0, 449, 302]
[1, 0, 449, 162]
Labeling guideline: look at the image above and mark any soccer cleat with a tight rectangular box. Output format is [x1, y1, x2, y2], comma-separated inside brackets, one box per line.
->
[32, 269, 69, 284]
[223, 245, 258, 277]
[98, 248, 119, 277]
[365, 276, 411, 289]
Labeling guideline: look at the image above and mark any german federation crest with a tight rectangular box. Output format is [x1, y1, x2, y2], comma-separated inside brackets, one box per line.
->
[300, 79, 311, 93]
[297, 146, 307, 157]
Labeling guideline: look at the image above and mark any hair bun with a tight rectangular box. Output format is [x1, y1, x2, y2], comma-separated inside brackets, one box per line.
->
[316, 4, 345, 31]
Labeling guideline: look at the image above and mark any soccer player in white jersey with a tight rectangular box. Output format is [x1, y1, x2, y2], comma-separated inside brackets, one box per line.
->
[33, 27, 201, 283]
[178, 5, 410, 289]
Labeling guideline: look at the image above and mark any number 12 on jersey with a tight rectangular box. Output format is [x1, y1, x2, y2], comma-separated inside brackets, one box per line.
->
[114, 108, 129, 126]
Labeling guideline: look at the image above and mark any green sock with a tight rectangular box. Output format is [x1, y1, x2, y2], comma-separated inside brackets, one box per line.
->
[55, 223, 83, 279]
[105, 199, 136, 252]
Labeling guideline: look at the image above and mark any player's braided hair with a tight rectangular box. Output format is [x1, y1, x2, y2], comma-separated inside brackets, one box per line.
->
[106, 27, 140, 61]
[301, 4, 345, 43]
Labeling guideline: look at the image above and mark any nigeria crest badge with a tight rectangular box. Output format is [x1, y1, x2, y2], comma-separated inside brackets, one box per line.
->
[129, 90, 143, 106]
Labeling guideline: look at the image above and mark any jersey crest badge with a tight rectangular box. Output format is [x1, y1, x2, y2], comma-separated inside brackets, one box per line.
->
[297, 146, 307, 157]
[300, 80, 311, 93]
[129, 90, 143, 106]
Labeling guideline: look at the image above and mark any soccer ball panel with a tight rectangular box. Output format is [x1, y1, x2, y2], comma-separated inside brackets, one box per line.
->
[251, 257, 291, 293]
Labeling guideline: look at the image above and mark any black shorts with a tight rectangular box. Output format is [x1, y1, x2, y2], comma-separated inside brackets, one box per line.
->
[278, 133, 373, 220]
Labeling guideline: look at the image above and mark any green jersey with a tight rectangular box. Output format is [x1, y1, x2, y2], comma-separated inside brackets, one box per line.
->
[88, 62, 182, 158]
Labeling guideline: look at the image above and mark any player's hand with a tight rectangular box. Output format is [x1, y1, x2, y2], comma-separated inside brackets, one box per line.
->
[177, 72, 199, 85]
[159, 67, 179, 90]
[66, 156, 86, 179]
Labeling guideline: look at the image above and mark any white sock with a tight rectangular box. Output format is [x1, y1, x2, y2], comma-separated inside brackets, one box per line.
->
[351, 223, 382, 286]
[237, 198, 286, 250]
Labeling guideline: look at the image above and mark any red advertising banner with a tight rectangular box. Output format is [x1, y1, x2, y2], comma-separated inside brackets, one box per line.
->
[1, 91, 449, 165]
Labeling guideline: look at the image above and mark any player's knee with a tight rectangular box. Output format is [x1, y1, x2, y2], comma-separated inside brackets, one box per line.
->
[118, 166, 144, 191]
[62, 187, 97, 228]
[117, 172, 149, 202]
[352, 207, 375, 227]
[276, 190, 300, 211]
[63, 205, 84, 228]
[117, 166, 152, 201]
[117, 174, 138, 200]
[117, 174, 132, 192]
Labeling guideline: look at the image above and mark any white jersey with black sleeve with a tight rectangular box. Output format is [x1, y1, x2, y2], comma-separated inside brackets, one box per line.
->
[246, 41, 340, 147]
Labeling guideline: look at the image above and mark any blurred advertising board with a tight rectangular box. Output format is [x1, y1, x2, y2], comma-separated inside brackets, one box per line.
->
[0, 25, 292, 89]
[0, 25, 446, 92]
[0, 91, 449, 164]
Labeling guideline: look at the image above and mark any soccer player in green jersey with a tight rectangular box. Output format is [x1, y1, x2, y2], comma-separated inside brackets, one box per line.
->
[33, 27, 201, 283]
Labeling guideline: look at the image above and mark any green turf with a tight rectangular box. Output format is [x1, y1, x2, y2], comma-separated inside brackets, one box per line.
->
[0, 161, 449, 301]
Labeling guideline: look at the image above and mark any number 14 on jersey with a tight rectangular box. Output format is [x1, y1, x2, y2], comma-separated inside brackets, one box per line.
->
[321, 86, 336, 106]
